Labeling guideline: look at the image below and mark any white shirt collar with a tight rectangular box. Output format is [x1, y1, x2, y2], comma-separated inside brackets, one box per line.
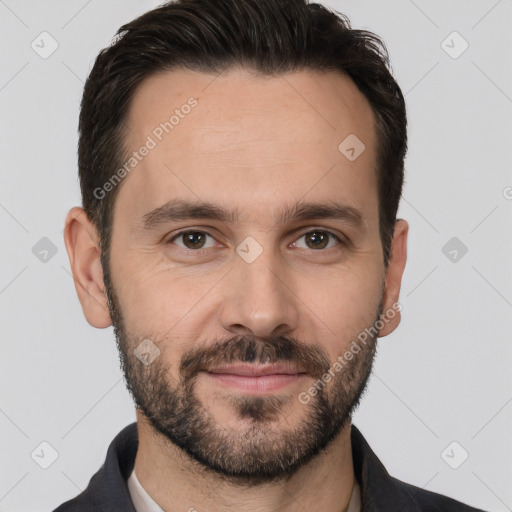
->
[127, 468, 164, 512]
[347, 480, 361, 512]
[128, 468, 361, 512]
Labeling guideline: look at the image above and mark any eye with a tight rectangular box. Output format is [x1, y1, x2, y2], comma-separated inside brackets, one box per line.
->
[167, 230, 217, 250]
[291, 230, 342, 250]
[165, 229, 344, 253]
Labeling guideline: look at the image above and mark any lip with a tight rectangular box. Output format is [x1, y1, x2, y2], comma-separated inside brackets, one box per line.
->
[206, 363, 306, 377]
[203, 364, 308, 393]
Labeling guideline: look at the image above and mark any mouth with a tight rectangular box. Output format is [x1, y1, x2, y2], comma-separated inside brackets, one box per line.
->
[202, 364, 308, 394]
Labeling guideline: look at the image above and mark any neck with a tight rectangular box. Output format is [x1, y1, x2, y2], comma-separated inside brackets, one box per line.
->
[133, 411, 356, 512]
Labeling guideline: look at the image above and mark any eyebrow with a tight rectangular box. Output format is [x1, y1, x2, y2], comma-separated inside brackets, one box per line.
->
[140, 198, 365, 231]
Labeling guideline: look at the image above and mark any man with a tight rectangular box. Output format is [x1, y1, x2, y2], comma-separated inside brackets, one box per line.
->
[55, 0, 486, 510]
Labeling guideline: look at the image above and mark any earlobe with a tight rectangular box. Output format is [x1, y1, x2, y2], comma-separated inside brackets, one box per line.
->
[379, 219, 408, 338]
[63, 207, 112, 328]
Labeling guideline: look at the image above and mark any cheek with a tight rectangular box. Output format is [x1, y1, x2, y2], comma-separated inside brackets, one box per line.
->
[108, 250, 170, 333]
[298, 264, 383, 354]
[111, 252, 218, 338]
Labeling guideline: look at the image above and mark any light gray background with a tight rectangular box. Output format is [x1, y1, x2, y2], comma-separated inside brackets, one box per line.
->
[1, 1, 511, 511]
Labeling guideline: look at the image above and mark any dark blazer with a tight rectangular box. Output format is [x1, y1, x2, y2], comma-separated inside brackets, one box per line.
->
[53, 422, 487, 511]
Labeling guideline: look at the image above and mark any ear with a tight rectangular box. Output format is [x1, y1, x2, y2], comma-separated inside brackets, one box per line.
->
[378, 219, 408, 337]
[63, 207, 112, 328]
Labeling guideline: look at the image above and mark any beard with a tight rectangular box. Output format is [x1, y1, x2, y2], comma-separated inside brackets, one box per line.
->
[103, 260, 381, 486]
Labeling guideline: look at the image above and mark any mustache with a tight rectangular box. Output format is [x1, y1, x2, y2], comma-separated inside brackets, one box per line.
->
[180, 335, 331, 381]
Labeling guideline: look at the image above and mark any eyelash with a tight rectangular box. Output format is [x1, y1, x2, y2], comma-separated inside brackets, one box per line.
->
[165, 229, 345, 253]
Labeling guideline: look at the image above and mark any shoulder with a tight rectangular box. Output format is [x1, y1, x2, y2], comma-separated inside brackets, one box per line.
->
[391, 476, 488, 512]
[51, 467, 103, 512]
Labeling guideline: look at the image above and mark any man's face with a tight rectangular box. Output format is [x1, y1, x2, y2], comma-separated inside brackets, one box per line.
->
[103, 68, 395, 483]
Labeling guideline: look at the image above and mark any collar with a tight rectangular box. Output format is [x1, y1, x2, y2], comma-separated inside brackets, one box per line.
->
[128, 466, 362, 512]
[53, 422, 423, 511]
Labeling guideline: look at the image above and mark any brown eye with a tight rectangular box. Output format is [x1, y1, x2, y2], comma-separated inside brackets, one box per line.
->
[293, 230, 341, 250]
[169, 231, 215, 250]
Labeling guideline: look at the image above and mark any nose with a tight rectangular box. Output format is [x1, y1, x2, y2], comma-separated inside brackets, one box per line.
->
[220, 246, 299, 338]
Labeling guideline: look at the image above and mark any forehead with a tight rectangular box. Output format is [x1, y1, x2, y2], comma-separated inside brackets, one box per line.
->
[116, 67, 379, 227]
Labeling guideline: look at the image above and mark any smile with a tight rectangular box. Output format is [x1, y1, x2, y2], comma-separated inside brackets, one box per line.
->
[203, 364, 308, 393]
